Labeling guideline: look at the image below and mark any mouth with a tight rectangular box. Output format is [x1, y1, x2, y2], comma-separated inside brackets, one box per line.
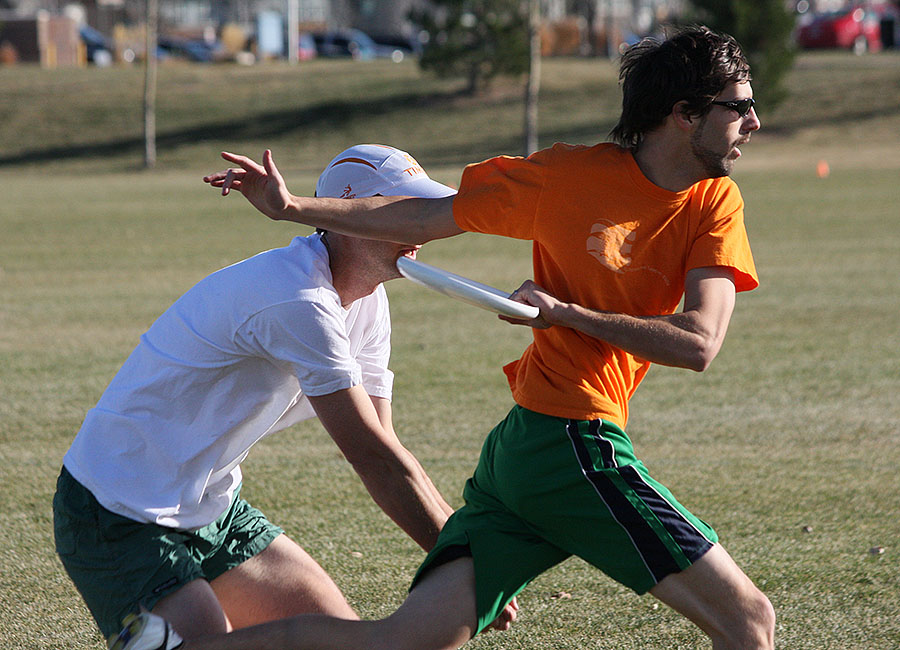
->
[400, 246, 421, 260]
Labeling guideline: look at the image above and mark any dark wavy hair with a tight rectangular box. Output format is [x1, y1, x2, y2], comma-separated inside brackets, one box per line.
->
[609, 25, 751, 149]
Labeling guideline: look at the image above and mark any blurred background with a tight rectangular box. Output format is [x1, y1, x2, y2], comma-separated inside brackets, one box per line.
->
[1, 0, 898, 172]
[1, 0, 897, 69]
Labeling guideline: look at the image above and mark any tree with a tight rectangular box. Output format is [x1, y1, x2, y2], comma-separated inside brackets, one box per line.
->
[687, 0, 796, 108]
[411, 0, 531, 95]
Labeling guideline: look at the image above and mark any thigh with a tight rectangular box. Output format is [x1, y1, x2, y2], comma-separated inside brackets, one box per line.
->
[52, 468, 205, 638]
[650, 543, 771, 643]
[151, 578, 231, 639]
[211, 534, 357, 628]
[155, 557, 479, 650]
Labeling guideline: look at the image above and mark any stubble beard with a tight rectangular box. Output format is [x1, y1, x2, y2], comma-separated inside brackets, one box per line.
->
[689, 118, 736, 179]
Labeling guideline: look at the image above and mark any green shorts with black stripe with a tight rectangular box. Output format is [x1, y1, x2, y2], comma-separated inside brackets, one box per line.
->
[412, 405, 718, 635]
[52, 466, 282, 638]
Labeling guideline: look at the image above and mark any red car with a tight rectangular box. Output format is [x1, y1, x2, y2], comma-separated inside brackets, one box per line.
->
[795, 5, 892, 54]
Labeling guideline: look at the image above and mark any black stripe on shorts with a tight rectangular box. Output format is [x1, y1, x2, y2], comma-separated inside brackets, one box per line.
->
[566, 420, 713, 585]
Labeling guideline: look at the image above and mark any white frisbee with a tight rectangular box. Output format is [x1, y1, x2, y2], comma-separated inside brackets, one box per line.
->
[397, 257, 539, 320]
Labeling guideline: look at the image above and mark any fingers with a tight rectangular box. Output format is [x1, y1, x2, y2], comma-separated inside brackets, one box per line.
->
[203, 170, 235, 185]
[512, 279, 537, 293]
[204, 150, 279, 200]
[203, 166, 248, 195]
[507, 286, 530, 305]
[220, 151, 265, 173]
[498, 311, 551, 329]
[508, 280, 537, 304]
[487, 601, 518, 631]
[222, 168, 235, 195]
[498, 314, 531, 326]
[263, 149, 286, 186]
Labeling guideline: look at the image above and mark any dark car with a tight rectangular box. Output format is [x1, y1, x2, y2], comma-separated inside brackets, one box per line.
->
[157, 35, 224, 62]
[369, 33, 425, 58]
[795, 5, 893, 54]
[79, 24, 113, 65]
[312, 29, 406, 61]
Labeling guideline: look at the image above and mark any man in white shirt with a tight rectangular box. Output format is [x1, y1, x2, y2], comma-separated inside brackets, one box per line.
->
[53, 145, 460, 645]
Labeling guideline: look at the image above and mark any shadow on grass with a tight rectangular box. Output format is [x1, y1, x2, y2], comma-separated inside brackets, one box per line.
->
[7, 99, 895, 172]
[0, 90, 531, 170]
[0, 93, 411, 167]
[761, 101, 900, 137]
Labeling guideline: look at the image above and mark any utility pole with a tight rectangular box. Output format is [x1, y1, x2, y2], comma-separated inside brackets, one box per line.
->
[143, 0, 158, 169]
[523, 0, 541, 156]
[605, 0, 617, 59]
[287, 0, 299, 64]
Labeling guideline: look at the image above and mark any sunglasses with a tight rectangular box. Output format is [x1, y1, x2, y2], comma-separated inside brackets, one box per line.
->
[709, 97, 755, 118]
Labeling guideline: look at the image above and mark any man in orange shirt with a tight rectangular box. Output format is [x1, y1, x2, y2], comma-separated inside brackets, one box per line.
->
[117, 25, 773, 650]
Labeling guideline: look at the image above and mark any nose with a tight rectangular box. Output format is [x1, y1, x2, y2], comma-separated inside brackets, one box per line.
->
[743, 107, 761, 132]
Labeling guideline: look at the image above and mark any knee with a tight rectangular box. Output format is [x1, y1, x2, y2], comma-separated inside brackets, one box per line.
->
[369, 610, 473, 650]
[750, 590, 776, 648]
[722, 588, 775, 650]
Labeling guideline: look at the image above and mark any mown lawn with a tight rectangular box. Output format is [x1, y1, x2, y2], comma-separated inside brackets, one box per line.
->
[1, 50, 898, 648]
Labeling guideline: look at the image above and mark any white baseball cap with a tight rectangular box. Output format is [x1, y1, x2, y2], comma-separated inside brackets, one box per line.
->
[315, 144, 456, 199]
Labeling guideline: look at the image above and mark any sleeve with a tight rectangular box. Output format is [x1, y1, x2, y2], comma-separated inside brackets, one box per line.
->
[356, 286, 394, 401]
[235, 289, 362, 396]
[452, 151, 550, 239]
[686, 179, 759, 293]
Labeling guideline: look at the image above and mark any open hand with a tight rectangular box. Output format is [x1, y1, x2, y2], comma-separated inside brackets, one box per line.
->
[203, 150, 293, 221]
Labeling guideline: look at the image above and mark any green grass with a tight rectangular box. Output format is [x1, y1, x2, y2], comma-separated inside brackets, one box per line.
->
[1, 51, 899, 648]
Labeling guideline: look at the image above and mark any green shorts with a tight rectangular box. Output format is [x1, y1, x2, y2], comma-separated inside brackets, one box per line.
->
[412, 405, 718, 635]
[52, 466, 282, 637]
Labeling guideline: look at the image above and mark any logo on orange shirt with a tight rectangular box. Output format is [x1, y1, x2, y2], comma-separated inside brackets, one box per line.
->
[586, 220, 670, 285]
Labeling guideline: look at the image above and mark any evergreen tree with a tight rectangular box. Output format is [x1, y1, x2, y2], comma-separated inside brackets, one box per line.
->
[687, 0, 796, 108]
[410, 0, 530, 95]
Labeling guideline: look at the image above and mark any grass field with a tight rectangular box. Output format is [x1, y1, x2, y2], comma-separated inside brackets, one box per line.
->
[1, 51, 899, 649]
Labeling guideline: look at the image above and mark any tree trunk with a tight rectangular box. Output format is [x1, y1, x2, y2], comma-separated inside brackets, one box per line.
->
[143, 0, 158, 169]
[523, 0, 541, 156]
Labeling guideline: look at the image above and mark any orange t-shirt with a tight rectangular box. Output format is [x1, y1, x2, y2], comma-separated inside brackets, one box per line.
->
[453, 142, 758, 428]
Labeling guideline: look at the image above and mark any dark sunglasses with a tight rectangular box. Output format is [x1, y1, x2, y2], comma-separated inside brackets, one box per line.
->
[709, 97, 755, 118]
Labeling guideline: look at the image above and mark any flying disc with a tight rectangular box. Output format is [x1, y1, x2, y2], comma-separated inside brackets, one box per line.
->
[397, 257, 539, 320]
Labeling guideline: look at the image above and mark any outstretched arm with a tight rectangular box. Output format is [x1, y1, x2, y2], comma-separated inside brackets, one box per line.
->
[503, 266, 737, 372]
[204, 150, 462, 246]
[308, 385, 453, 551]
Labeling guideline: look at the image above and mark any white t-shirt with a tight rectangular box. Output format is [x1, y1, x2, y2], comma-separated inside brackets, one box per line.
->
[64, 234, 393, 530]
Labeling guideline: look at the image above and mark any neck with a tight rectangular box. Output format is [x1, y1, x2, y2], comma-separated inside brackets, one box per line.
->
[321, 233, 383, 308]
[632, 135, 702, 193]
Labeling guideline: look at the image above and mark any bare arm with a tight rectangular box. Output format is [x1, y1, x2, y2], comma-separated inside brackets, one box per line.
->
[364, 393, 520, 632]
[203, 150, 462, 246]
[307, 385, 453, 551]
[504, 267, 737, 371]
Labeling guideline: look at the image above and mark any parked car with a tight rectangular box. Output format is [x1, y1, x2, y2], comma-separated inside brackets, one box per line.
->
[79, 24, 113, 66]
[795, 5, 892, 54]
[369, 33, 425, 58]
[157, 35, 225, 62]
[298, 31, 317, 61]
[312, 29, 406, 61]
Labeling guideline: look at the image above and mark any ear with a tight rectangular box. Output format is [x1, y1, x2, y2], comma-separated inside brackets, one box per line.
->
[672, 101, 695, 131]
